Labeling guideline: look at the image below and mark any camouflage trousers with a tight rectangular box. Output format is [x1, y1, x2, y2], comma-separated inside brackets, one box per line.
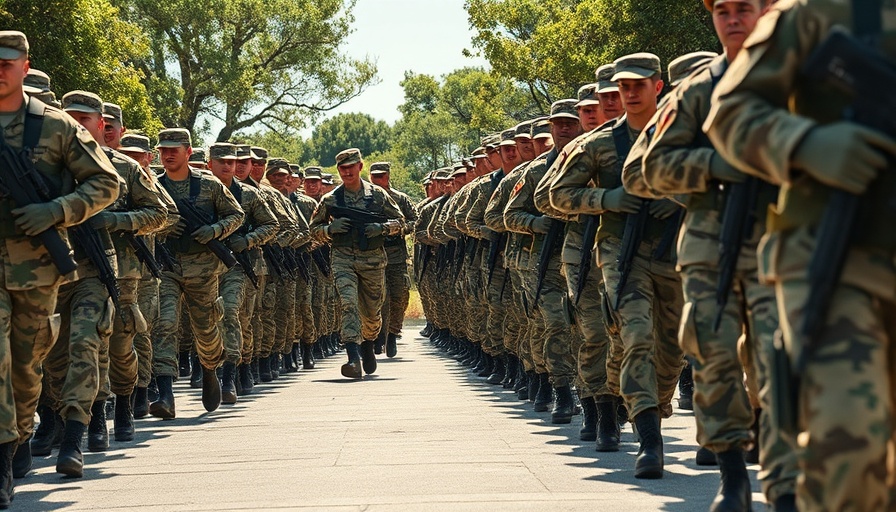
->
[295, 276, 314, 346]
[134, 277, 158, 387]
[240, 272, 259, 364]
[447, 268, 466, 339]
[483, 257, 508, 355]
[327, 277, 340, 335]
[0, 261, 60, 444]
[45, 278, 112, 425]
[381, 259, 410, 336]
[255, 277, 278, 358]
[464, 254, 489, 346]
[519, 268, 548, 374]
[598, 239, 684, 419]
[154, 254, 224, 376]
[332, 247, 387, 345]
[218, 265, 249, 364]
[512, 269, 535, 371]
[505, 270, 529, 357]
[423, 263, 446, 330]
[523, 259, 578, 385]
[310, 266, 329, 339]
[776, 267, 896, 511]
[680, 264, 798, 502]
[98, 278, 141, 399]
[275, 277, 297, 355]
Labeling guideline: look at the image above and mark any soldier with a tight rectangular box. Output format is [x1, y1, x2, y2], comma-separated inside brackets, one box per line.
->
[530, 118, 553, 156]
[287, 168, 319, 369]
[0, 31, 120, 504]
[705, 1, 896, 509]
[189, 149, 208, 170]
[309, 149, 404, 379]
[369, 162, 418, 357]
[549, 53, 685, 479]
[102, 102, 125, 149]
[151, 128, 245, 419]
[207, 143, 277, 403]
[576, 83, 605, 129]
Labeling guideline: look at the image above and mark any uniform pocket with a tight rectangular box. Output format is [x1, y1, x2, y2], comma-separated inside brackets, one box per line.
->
[678, 301, 703, 365]
[214, 296, 225, 322]
[96, 297, 115, 338]
[129, 303, 148, 334]
[33, 312, 62, 362]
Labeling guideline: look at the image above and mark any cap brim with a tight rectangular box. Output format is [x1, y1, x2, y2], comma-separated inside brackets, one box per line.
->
[23, 85, 42, 95]
[266, 169, 288, 175]
[119, 146, 150, 153]
[64, 103, 102, 114]
[498, 140, 517, 147]
[550, 113, 580, 121]
[304, 176, 322, 181]
[575, 99, 600, 107]
[156, 141, 188, 148]
[533, 133, 553, 140]
[336, 156, 362, 166]
[597, 82, 619, 93]
[213, 156, 238, 160]
[0, 48, 24, 60]
[611, 68, 656, 81]
[369, 170, 389, 175]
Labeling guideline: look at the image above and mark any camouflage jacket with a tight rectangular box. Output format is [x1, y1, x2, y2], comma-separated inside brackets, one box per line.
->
[415, 195, 448, 246]
[309, 180, 404, 254]
[505, 149, 564, 271]
[485, 162, 533, 271]
[228, 179, 279, 276]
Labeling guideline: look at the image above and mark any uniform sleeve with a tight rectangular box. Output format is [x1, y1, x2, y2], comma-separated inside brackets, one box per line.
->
[52, 120, 121, 226]
[379, 189, 405, 236]
[245, 188, 279, 248]
[704, 4, 818, 185]
[115, 163, 169, 235]
[504, 166, 541, 234]
[534, 143, 579, 221]
[548, 138, 610, 215]
[414, 203, 435, 244]
[153, 176, 181, 232]
[622, 124, 668, 199]
[484, 176, 517, 232]
[399, 193, 418, 236]
[464, 184, 490, 239]
[309, 194, 334, 244]
[211, 180, 245, 239]
[452, 187, 475, 235]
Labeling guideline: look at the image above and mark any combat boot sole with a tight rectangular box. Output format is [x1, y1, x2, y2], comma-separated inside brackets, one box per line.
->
[341, 360, 362, 379]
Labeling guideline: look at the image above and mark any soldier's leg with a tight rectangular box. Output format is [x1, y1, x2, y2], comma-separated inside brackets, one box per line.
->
[134, 278, 158, 388]
[521, 271, 548, 374]
[332, 259, 363, 346]
[297, 278, 315, 344]
[241, 275, 259, 366]
[567, 263, 613, 399]
[259, 279, 278, 359]
[153, 274, 185, 378]
[107, 279, 141, 398]
[388, 260, 410, 335]
[218, 268, 247, 365]
[356, 257, 387, 343]
[276, 278, 296, 355]
[485, 265, 507, 356]
[539, 267, 576, 388]
[651, 262, 685, 419]
[43, 285, 74, 423]
[251, 275, 267, 362]
[181, 275, 224, 371]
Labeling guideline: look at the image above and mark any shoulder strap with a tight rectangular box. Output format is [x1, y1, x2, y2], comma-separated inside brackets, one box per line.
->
[707, 56, 729, 91]
[188, 172, 202, 205]
[611, 121, 633, 165]
[334, 184, 346, 207]
[854, 0, 883, 44]
[23, 96, 46, 152]
[230, 180, 243, 203]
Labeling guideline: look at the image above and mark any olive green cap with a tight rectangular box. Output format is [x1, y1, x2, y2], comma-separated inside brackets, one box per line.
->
[62, 90, 103, 114]
[289, 164, 304, 177]
[235, 144, 252, 160]
[119, 134, 152, 153]
[595, 64, 619, 93]
[209, 142, 238, 160]
[304, 166, 323, 180]
[102, 102, 123, 123]
[188, 148, 206, 162]
[612, 53, 662, 81]
[531, 117, 552, 139]
[576, 83, 599, 107]
[514, 120, 534, 140]
[24, 69, 50, 94]
[335, 148, 362, 166]
[266, 158, 290, 175]
[432, 168, 453, 180]
[550, 99, 580, 120]
[498, 128, 517, 147]
[0, 31, 28, 60]
[321, 173, 335, 185]
[369, 161, 391, 174]
[668, 51, 718, 87]
[251, 146, 268, 160]
[481, 134, 500, 148]
[156, 128, 192, 148]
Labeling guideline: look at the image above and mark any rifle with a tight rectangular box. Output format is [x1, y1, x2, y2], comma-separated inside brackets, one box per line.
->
[486, 231, 506, 286]
[330, 205, 389, 251]
[123, 232, 161, 279]
[167, 198, 237, 268]
[155, 240, 176, 271]
[70, 225, 120, 306]
[453, 236, 467, 280]
[800, 26, 896, 351]
[295, 249, 311, 283]
[233, 250, 259, 289]
[0, 138, 78, 275]
[419, 245, 433, 279]
[613, 200, 649, 310]
[311, 246, 331, 277]
[713, 178, 761, 332]
[574, 215, 598, 305]
[533, 218, 564, 306]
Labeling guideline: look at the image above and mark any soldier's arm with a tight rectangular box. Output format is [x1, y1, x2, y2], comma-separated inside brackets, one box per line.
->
[534, 146, 577, 221]
[290, 204, 311, 247]
[414, 204, 434, 244]
[452, 189, 474, 235]
[464, 187, 490, 239]
[153, 177, 181, 232]
[484, 178, 515, 233]
[117, 164, 169, 235]
[623, 125, 667, 199]
[705, 4, 817, 185]
[308, 195, 334, 244]
[548, 141, 609, 215]
[399, 193, 418, 235]
[55, 120, 120, 226]
[245, 188, 279, 248]
[504, 167, 542, 235]
[211, 180, 246, 239]
[378, 190, 405, 236]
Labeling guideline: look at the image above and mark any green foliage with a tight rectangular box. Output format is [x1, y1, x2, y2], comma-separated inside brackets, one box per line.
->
[307, 113, 392, 167]
[362, 149, 425, 202]
[238, 131, 312, 164]
[1, 0, 162, 134]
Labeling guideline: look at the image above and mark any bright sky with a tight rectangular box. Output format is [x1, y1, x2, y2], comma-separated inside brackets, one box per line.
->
[305, 0, 489, 134]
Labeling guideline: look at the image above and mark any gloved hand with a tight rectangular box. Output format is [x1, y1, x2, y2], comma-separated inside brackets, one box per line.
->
[649, 199, 680, 220]
[793, 122, 896, 194]
[227, 235, 249, 253]
[88, 211, 119, 231]
[12, 202, 63, 236]
[328, 217, 351, 235]
[364, 223, 385, 238]
[602, 187, 642, 214]
[709, 153, 746, 183]
[530, 216, 553, 234]
[192, 224, 217, 244]
[169, 218, 187, 238]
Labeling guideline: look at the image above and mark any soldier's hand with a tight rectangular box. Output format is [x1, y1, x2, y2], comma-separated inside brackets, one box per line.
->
[793, 122, 896, 195]
[192, 225, 217, 244]
[227, 235, 249, 253]
[169, 219, 187, 238]
[648, 199, 680, 220]
[530, 216, 553, 234]
[88, 211, 118, 231]
[709, 154, 746, 183]
[602, 187, 642, 214]
[328, 217, 351, 235]
[12, 202, 63, 236]
[364, 223, 385, 238]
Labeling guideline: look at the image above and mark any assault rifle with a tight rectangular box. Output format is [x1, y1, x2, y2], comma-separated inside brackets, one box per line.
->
[168, 198, 237, 268]
[533, 218, 564, 306]
[713, 178, 761, 331]
[330, 205, 389, 251]
[123, 233, 161, 279]
[70, 224, 120, 305]
[574, 215, 598, 305]
[485, 230, 505, 286]
[613, 200, 649, 310]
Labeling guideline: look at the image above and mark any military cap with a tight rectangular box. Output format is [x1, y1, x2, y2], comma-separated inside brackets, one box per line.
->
[422, 174, 433, 185]
[102, 102, 123, 123]
[157, 128, 192, 148]
[481, 134, 500, 148]
[531, 117, 552, 139]
[0, 31, 28, 60]
[550, 99, 580, 121]
[471, 146, 487, 157]
[266, 158, 290, 175]
[30, 90, 57, 105]
[432, 168, 453, 180]
[498, 128, 517, 147]
[595, 64, 619, 93]
[514, 120, 534, 140]
[612, 53, 662, 81]
[576, 83, 600, 107]
[251, 146, 268, 160]
[321, 173, 335, 185]
[119, 134, 152, 153]
[704, 0, 754, 11]
[289, 164, 304, 177]
[668, 51, 718, 87]
[209, 142, 238, 160]
[304, 166, 323, 180]
[335, 148, 362, 166]
[235, 144, 252, 160]
[451, 167, 468, 178]
[62, 90, 103, 114]
[369, 161, 391, 174]
[24, 69, 50, 94]
[188, 148, 206, 162]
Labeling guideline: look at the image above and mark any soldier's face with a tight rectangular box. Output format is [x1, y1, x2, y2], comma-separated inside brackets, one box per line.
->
[516, 137, 536, 162]
[550, 117, 583, 150]
[68, 112, 105, 142]
[598, 91, 623, 120]
[159, 146, 191, 172]
[474, 158, 491, 175]
[453, 173, 468, 187]
[577, 104, 604, 131]
[618, 78, 663, 116]
[103, 119, 125, 148]
[267, 171, 288, 192]
[713, 1, 763, 53]
[0, 57, 28, 100]
[533, 137, 553, 156]
[235, 160, 251, 180]
[370, 172, 390, 189]
[250, 161, 267, 181]
[337, 162, 363, 188]
[304, 179, 321, 196]
[486, 148, 502, 170]
[209, 158, 236, 182]
[122, 150, 153, 170]
[499, 144, 521, 170]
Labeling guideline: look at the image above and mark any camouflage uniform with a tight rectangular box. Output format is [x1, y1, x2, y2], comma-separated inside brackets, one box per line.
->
[452, 174, 491, 351]
[380, 187, 418, 337]
[291, 192, 318, 349]
[414, 194, 447, 331]
[705, 1, 896, 508]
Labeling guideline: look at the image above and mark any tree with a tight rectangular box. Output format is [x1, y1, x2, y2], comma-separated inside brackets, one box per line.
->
[239, 131, 312, 164]
[307, 112, 392, 167]
[1, 0, 161, 134]
[115, 0, 379, 141]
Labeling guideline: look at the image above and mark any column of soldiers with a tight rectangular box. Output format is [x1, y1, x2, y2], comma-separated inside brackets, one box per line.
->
[416, 0, 896, 510]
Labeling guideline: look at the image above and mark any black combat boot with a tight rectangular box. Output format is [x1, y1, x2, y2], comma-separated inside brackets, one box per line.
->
[678, 363, 694, 411]
[360, 340, 377, 375]
[149, 375, 176, 420]
[595, 396, 620, 452]
[201, 366, 221, 412]
[486, 354, 506, 385]
[87, 400, 109, 452]
[533, 373, 552, 412]
[501, 355, 517, 388]
[113, 394, 135, 442]
[221, 362, 237, 405]
[11, 438, 30, 479]
[710, 449, 752, 512]
[515, 365, 529, 400]
[341, 343, 362, 379]
[289, 343, 301, 372]
[696, 446, 719, 466]
[147, 376, 158, 402]
[238, 364, 254, 394]
[251, 359, 261, 383]
[745, 408, 761, 464]
[386, 333, 398, 358]
[313, 339, 325, 360]
[459, 342, 476, 366]
[259, 356, 273, 383]
[270, 354, 281, 379]
[526, 371, 538, 403]
[189, 355, 202, 388]
[0, 441, 14, 507]
[633, 408, 664, 479]
[302, 344, 315, 369]
[178, 350, 191, 378]
[579, 396, 597, 441]
[551, 385, 575, 424]
[472, 351, 489, 375]
[617, 396, 629, 427]
[132, 387, 149, 419]
[420, 322, 432, 337]
[30, 405, 57, 456]
[374, 330, 386, 355]
[56, 420, 86, 477]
